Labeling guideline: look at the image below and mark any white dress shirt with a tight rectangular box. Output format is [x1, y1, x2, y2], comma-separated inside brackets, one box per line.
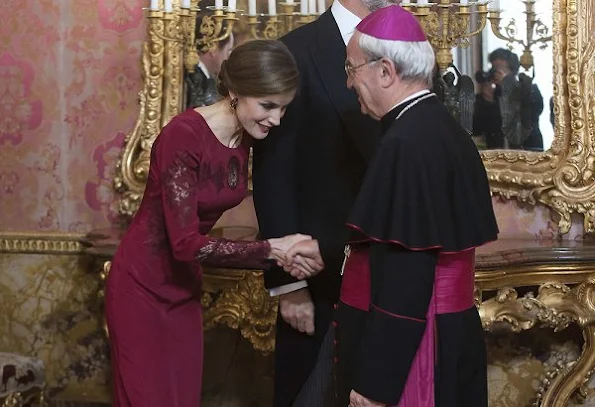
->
[269, 0, 362, 297]
[331, 0, 362, 46]
[198, 61, 210, 78]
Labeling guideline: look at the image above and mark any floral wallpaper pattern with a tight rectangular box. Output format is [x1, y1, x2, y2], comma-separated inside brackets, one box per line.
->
[0, 0, 145, 232]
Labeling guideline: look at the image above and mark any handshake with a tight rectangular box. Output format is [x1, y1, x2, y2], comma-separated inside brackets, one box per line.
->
[268, 234, 325, 279]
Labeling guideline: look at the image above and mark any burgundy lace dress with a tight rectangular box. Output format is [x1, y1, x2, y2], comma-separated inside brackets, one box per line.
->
[105, 109, 270, 407]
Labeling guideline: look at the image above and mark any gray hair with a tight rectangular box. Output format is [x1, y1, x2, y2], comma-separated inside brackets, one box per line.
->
[357, 31, 435, 87]
[362, 0, 400, 12]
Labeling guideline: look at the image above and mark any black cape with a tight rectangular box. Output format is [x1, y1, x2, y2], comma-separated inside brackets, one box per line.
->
[347, 93, 498, 251]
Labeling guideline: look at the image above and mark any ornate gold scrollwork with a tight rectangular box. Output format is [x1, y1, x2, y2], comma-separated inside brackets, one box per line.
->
[479, 275, 595, 406]
[1, 389, 47, 407]
[114, 2, 199, 216]
[203, 271, 278, 353]
[0, 232, 84, 254]
[482, 0, 595, 234]
[98, 261, 112, 336]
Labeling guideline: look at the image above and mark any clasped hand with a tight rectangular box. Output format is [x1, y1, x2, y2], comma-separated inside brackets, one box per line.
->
[268, 234, 324, 279]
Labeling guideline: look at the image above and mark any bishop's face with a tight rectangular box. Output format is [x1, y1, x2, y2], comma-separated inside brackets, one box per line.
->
[345, 34, 383, 120]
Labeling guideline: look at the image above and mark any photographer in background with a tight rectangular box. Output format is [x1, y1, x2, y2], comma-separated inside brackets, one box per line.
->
[472, 69, 503, 149]
[473, 48, 544, 150]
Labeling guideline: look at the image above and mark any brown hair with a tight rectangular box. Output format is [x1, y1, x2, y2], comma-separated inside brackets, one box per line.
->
[217, 40, 299, 98]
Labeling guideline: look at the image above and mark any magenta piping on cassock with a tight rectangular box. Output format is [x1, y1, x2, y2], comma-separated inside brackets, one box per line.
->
[344, 222, 496, 254]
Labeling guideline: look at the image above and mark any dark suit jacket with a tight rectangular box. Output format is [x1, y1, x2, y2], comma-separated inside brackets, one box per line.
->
[184, 65, 219, 108]
[252, 10, 382, 406]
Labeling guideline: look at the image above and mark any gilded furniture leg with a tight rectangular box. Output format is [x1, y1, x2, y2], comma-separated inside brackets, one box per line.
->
[203, 272, 278, 353]
[479, 275, 595, 406]
[99, 261, 112, 337]
[540, 277, 595, 406]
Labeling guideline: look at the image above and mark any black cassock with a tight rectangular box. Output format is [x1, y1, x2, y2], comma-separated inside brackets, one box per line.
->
[335, 93, 499, 407]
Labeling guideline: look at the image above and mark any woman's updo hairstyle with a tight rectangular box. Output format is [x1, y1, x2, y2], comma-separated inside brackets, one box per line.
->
[217, 39, 299, 98]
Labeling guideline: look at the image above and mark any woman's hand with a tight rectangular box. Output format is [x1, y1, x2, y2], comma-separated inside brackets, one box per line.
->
[268, 234, 312, 267]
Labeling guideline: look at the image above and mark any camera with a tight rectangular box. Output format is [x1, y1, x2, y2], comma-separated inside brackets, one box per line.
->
[475, 67, 496, 83]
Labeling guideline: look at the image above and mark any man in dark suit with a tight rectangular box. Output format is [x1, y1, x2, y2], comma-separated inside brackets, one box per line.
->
[252, 0, 394, 405]
[184, 4, 234, 108]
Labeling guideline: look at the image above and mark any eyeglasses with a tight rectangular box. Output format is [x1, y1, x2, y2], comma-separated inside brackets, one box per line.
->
[344, 57, 381, 77]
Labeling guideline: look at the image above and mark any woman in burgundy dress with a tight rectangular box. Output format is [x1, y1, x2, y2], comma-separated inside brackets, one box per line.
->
[105, 40, 305, 407]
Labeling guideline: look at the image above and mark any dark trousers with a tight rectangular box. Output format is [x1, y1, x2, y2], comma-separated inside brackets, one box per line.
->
[292, 325, 334, 407]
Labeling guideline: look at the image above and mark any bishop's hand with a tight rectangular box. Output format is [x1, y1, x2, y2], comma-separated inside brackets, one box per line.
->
[284, 239, 325, 279]
[349, 390, 385, 407]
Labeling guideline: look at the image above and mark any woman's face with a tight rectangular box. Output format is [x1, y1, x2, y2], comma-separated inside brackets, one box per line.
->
[232, 90, 296, 140]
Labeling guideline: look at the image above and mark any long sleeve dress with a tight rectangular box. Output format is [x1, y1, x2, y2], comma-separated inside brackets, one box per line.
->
[105, 109, 271, 407]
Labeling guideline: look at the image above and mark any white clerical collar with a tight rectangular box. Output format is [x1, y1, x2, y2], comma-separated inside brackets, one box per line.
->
[331, 0, 361, 46]
[388, 89, 431, 112]
[198, 61, 210, 79]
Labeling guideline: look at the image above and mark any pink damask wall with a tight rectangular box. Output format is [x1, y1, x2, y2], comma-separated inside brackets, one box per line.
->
[0, 0, 146, 232]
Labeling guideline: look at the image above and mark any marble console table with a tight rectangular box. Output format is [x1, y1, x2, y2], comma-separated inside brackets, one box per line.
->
[82, 230, 595, 407]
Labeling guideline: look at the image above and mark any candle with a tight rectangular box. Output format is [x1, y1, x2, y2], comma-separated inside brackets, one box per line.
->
[164, 0, 173, 11]
[308, 0, 315, 13]
[300, 0, 308, 14]
[248, 0, 256, 14]
[228, 0, 237, 10]
[317, 0, 325, 13]
[268, 0, 277, 15]
[182, 0, 191, 7]
[150, 0, 159, 10]
[215, 0, 224, 8]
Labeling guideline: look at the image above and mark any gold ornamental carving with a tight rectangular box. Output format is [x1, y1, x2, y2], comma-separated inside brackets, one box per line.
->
[1, 390, 47, 407]
[114, 0, 201, 216]
[0, 232, 84, 254]
[477, 264, 595, 407]
[95, 259, 276, 352]
[203, 271, 278, 353]
[482, 0, 595, 234]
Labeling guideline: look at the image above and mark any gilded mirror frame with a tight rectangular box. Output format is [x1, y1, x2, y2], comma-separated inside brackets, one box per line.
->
[115, 0, 595, 236]
[481, 0, 595, 234]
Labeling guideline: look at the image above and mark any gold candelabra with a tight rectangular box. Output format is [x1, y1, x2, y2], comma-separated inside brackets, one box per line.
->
[401, 1, 489, 71]
[487, 0, 552, 70]
[246, 3, 316, 39]
[197, 6, 239, 52]
[146, 1, 240, 73]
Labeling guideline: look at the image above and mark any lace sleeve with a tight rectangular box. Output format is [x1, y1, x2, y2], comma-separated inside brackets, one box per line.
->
[196, 238, 272, 270]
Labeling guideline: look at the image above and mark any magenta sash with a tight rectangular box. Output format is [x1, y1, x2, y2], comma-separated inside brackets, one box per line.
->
[339, 248, 476, 407]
